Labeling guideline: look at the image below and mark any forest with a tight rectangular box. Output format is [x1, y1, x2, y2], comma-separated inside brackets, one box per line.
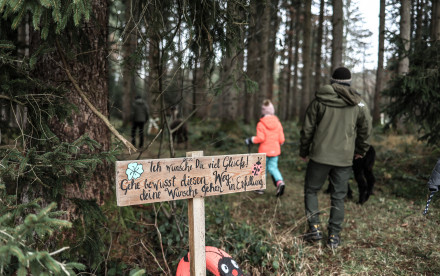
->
[1, 0, 440, 275]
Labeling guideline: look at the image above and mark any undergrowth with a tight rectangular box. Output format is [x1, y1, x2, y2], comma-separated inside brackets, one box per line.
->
[3, 118, 440, 275]
[106, 120, 440, 275]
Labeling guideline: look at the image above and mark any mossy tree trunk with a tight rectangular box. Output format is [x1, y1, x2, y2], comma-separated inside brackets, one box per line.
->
[29, 0, 111, 219]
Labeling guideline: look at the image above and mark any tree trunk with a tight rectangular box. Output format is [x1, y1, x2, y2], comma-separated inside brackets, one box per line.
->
[374, 0, 385, 125]
[278, 63, 287, 120]
[398, 0, 411, 75]
[220, 62, 237, 122]
[284, 2, 295, 121]
[267, 0, 280, 101]
[300, 0, 312, 121]
[122, 0, 137, 126]
[244, 0, 260, 123]
[415, 0, 424, 41]
[253, 0, 271, 119]
[220, 1, 243, 121]
[314, 0, 325, 94]
[30, 0, 110, 219]
[291, 2, 301, 120]
[322, 9, 331, 84]
[331, 0, 343, 73]
[148, 37, 161, 118]
[14, 18, 29, 131]
[193, 56, 210, 118]
[432, 0, 440, 41]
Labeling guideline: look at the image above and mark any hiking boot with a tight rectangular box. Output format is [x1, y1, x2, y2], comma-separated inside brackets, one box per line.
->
[276, 181, 285, 197]
[254, 189, 264, 195]
[327, 234, 340, 249]
[304, 224, 323, 242]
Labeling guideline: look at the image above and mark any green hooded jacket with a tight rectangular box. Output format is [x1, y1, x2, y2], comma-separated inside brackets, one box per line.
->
[300, 83, 372, 167]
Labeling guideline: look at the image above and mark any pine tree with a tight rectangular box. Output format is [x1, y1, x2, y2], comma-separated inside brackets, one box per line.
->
[0, 185, 85, 275]
[383, 0, 440, 145]
[1, 1, 121, 273]
[383, 41, 440, 145]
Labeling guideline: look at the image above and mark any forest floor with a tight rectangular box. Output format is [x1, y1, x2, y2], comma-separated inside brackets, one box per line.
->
[112, 119, 440, 275]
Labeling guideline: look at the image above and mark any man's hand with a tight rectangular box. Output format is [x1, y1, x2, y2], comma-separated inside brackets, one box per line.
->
[300, 156, 308, 162]
[354, 154, 363, 159]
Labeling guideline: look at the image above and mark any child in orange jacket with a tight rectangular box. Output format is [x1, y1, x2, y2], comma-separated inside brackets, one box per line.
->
[246, 99, 285, 196]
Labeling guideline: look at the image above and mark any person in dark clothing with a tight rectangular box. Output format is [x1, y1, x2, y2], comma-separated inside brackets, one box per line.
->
[299, 67, 372, 249]
[325, 145, 376, 204]
[131, 95, 150, 148]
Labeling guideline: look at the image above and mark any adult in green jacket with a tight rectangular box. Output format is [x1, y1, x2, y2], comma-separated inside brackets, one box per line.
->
[299, 67, 372, 248]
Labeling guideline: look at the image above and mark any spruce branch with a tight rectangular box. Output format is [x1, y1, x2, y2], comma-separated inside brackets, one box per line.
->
[0, 95, 25, 106]
[55, 40, 137, 154]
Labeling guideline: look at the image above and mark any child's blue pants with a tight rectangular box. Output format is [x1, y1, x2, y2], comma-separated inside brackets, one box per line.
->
[267, 156, 283, 182]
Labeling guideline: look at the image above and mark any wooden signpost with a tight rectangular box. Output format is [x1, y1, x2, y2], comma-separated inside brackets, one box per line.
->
[116, 151, 266, 275]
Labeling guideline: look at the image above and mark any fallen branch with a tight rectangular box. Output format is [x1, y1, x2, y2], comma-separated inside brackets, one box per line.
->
[55, 40, 137, 153]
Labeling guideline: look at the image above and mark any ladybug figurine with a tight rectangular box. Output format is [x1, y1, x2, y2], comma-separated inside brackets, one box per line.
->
[176, 246, 244, 276]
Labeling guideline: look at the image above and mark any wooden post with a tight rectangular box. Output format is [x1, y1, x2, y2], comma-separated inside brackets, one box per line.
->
[187, 151, 206, 276]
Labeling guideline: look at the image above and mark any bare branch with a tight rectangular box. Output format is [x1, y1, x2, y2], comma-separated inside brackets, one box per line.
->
[170, 108, 198, 134]
[135, 128, 163, 160]
[55, 40, 137, 154]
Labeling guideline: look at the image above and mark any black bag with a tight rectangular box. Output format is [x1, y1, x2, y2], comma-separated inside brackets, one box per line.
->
[427, 159, 440, 192]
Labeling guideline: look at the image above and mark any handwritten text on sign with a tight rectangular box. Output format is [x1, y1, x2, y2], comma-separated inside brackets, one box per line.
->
[115, 153, 266, 206]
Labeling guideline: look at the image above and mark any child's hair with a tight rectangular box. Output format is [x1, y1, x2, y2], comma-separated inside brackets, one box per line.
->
[261, 99, 275, 116]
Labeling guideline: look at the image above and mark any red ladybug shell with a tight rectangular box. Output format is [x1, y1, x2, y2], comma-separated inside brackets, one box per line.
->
[176, 246, 244, 276]
[176, 252, 190, 276]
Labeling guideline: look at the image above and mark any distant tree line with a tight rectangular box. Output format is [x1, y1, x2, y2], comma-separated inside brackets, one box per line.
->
[108, 0, 376, 126]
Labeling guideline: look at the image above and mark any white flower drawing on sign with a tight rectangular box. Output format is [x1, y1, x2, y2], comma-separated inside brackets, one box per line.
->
[126, 162, 144, 180]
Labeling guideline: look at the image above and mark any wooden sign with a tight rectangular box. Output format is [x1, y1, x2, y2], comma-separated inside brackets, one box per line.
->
[115, 153, 266, 206]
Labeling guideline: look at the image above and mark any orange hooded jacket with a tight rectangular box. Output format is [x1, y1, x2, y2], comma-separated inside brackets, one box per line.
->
[252, 115, 285, 157]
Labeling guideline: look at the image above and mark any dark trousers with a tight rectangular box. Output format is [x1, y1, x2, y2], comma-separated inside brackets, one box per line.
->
[304, 160, 352, 236]
[131, 121, 145, 148]
[353, 146, 376, 204]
